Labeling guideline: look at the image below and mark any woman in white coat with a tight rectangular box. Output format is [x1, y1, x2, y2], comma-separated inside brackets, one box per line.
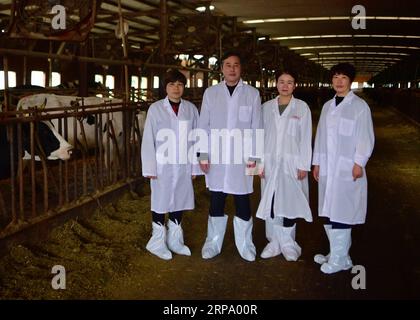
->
[313, 63, 374, 274]
[141, 69, 201, 260]
[256, 70, 312, 261]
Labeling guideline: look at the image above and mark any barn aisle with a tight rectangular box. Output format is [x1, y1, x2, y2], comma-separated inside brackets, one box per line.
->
[0, 96, 419, 300]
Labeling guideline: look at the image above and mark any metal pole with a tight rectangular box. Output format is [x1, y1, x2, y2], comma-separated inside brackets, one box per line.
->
[3, 56, 9, 111]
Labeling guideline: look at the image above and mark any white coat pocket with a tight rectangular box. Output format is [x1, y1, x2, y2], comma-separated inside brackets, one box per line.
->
[239, 105, 252, 122]
[287, 118, 299, 136]
[337, 156, 354, 181]
[339, 118, 355, 136]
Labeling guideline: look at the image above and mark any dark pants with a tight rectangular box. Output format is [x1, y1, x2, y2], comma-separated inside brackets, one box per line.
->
[209, 191, 251, 221]
[152, 211, 183, 225]
[325, 218, 352, 229]
[270, 194, 297, 227]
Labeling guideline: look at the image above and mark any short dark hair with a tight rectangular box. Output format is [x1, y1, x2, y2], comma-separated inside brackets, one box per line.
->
[221, 51, 242, 65]
[164, 69, 187, 87]
[275, 69, 298, 83]
[330, 63, 356, 82]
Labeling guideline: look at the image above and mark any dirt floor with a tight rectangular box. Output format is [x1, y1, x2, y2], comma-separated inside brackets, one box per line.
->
[0, 94, 419, 300]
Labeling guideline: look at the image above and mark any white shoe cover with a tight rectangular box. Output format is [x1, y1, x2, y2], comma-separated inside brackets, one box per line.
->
[202, 215, 228, 259]
[260, 241, 281, 259]
[260, 217, 282, 259]
[279, 225, 302, 261]
[321, 229, 353, 274]
[314, 224, 332, 264]
[233, 216, 256, 262]
[146, 222, 172, 260]
[167, 219, 191, 256]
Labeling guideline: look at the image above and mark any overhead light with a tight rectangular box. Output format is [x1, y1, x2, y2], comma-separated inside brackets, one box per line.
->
[244, 19, 265, 24]
[291, 45, 420, 50]
[309, 57, 401, 61]
[243, 16, 420, 24]
[258, 37, 267, 41]
[319, 51, 409, 56]
[272, 35, 352, 40]
[179, 54, 189, 60]
[196, 5, 215, 12]
[272, 34, 420, 41]
[399, 17, 420, 20]
[193, 55, 203, 60]
[209, 57, 218, 65]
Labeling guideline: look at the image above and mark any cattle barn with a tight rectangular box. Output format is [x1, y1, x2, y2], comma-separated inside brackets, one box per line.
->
[0, 0, 419, 302]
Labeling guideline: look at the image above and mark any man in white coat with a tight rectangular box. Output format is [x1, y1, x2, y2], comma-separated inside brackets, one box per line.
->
[198, 51, 262, 262]
[313, 63, 375, 274]
[256, 70, 312, 261]
[141, 69, 201, 260]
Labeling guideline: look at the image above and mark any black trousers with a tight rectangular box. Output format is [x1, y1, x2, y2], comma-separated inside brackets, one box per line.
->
[324, 218, 352, 229]
[209, 191, 251, 221]
[152, 211, 183, 225]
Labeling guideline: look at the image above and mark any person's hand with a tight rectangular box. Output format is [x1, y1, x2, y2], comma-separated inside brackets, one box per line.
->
[146, 176, 157, 180]
[313, 165, 320, 182]
[199, 161, 210, 173]
[259, 169, 265, 179]
[352, 164, 363, 181]
[192, 175, 196, 180]
[297, 169, 307, 180]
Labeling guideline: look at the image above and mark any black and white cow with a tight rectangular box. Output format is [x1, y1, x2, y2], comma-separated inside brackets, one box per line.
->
[18, 94, 136, 167]
[17, 94, 148, 167]
[18, 94, 121, 147]
[0, 120, 73, 180]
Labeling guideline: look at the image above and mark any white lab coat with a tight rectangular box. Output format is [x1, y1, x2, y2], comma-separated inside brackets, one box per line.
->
[141, 97, 201, 214]
[256, 96, 313, 222]
[198, 80, 262, 194]
[313, 91, 374, 224]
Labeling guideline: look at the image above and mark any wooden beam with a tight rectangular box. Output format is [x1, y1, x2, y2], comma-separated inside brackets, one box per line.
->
[95, 9, 160, 22]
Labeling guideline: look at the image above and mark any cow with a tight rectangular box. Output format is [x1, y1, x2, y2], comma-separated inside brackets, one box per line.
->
[0, 120, 73, 180]
[18, 94, 121, 142]
[17, 94, 137, 168]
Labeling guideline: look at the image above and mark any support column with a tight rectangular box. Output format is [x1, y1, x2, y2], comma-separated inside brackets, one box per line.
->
[159, 0, 168, 99]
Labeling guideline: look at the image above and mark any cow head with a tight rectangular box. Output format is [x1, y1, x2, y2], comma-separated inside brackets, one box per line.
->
[22, 121, 73, 161]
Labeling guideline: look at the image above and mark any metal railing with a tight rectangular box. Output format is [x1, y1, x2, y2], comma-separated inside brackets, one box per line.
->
[0, 100, 146, 240]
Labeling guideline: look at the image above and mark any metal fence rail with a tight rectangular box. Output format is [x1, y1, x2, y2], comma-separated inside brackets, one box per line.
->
[0, 100, 146, 241]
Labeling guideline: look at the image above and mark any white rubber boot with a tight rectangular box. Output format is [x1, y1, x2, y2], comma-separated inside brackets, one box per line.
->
[314, 224, 332, 264]
[321, 229, 353, 274]
[146, 222, 172, 260]
[202, 215, 228, 259]
[233, 216, 256, 262]
[279, 224, 302, 261]
[167, 219, 191, 256]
